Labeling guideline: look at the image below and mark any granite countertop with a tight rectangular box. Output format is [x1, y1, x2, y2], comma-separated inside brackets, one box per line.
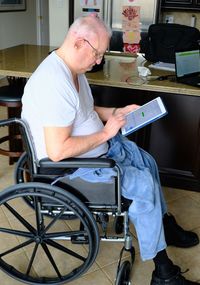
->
[0, 44, 53, 78]
[0, 45, 199, 96]
[86, 53, 200, 96]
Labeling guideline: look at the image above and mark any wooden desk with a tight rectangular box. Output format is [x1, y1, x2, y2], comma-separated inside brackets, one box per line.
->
[0, 44, 199, 191]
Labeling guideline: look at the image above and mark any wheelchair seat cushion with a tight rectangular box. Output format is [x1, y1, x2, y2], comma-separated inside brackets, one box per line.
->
[54, 176, 117, 206]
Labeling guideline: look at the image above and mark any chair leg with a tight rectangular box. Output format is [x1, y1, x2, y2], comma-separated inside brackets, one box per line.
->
[8, 106, 23, 164]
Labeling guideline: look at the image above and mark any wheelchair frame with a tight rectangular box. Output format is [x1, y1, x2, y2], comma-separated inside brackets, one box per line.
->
[0, 118, 135, 285]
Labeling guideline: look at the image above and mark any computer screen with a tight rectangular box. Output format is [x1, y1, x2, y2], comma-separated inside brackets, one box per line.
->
[175, 49, 200, 78]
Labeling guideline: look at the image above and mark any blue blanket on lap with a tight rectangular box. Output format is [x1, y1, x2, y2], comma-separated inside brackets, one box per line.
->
[69, 134, 159, 214]
[67, 133, 167, 261]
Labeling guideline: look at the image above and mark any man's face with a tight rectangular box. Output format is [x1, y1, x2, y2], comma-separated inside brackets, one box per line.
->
[79, 36, 109, 72]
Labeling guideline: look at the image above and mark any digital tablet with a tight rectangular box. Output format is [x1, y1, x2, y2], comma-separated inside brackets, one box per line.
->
[121, 97, 167, 136]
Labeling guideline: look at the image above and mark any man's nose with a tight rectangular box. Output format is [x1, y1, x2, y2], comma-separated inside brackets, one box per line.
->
[95, 58, 102, 65]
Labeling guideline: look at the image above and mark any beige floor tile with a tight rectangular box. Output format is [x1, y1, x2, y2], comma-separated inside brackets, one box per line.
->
[163, 186, 189, 203]
[95, 239, 131, 267]
[130, 256, 154, 285]
[92, 215, 139, 267]
[102, 254, 154, 285]
[0, 251, 36, 284]
[0, 161, 14, 187]
[0, 219, 23, 254]
[0, 270, 23, 285]
[166, 195, 200, 230]
[0, 205, 9, 223]
[69, 268, 113, 285]
[187, 190, 200, 204]
[167, 243, 200, 282]
[2, 198, 34, 221]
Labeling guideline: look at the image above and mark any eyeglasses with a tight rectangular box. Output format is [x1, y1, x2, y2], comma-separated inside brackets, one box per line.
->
[84, 39, 104, 60]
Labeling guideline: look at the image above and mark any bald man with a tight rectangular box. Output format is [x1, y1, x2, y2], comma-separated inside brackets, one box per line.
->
[22, 15, 199, 285]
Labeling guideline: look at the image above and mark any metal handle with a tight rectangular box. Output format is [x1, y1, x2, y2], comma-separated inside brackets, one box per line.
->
[0, 118, 17, 127]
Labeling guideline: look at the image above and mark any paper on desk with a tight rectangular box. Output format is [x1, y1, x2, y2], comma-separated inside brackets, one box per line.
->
[148, 62, 175, 72]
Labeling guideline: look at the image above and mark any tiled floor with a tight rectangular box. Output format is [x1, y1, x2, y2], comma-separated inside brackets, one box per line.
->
[0, 92, 200, 284]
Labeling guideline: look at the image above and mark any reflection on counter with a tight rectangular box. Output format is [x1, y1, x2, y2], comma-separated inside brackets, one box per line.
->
[86, 53, 200, 96]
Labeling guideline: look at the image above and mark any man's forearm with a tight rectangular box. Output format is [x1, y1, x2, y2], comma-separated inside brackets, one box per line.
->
[45, 130, 109, 161]
[94, 106, 115, 121]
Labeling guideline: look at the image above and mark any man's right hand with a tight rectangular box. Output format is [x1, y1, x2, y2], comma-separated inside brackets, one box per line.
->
[103, 112, 126, 139]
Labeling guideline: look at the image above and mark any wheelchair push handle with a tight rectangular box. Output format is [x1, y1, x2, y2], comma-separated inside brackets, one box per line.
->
[0, 117, 19, 127]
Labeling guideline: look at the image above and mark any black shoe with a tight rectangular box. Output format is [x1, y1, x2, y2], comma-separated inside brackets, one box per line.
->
[163, 213, 199, 248]
[151, 265, 199, 285]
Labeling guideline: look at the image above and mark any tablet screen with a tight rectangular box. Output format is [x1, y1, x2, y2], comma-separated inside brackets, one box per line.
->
[121, 97, 167, 136]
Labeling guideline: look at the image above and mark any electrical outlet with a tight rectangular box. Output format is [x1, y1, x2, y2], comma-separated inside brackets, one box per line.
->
[165, 15, 174, 23]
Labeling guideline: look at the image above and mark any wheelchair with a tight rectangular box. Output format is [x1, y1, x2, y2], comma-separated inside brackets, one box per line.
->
[0, 118, 135, 285]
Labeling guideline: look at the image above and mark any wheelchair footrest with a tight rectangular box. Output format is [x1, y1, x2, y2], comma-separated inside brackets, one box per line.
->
[71, 235, 89, 244]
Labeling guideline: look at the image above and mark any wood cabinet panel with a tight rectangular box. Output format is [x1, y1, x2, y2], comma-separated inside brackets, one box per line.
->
[148, 93, 200, 191]
[91, 84, 200, 192]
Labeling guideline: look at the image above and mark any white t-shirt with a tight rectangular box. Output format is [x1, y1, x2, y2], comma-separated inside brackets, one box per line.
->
[21, 51, 108, 160]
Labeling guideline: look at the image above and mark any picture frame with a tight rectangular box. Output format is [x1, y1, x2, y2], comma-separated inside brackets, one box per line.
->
[0, 0, 26, 12]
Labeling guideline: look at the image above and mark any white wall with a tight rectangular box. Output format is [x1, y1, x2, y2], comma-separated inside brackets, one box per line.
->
[0, 0, 70, 50]
[0, 0, 37, 49]
[49, 0, 69, 47]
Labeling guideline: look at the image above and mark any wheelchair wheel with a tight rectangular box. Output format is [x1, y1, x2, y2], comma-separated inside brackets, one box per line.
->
[14, 152, 30, 183]
[14, 152, 76, 220]
[0, 182, 99, 285]
[14, 152, 38, 214]
[115, 260, 131, 285]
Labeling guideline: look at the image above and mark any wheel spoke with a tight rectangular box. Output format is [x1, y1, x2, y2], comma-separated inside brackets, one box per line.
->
[19, 166, 29, 174]
[42, 206, 67, 235]
[26, 243, 38, 276]
[41, 242, 62, 279]
[45, 239, 86, 262]
[0, 227, 34, 238]
[44, 230, 86, 239]
[33, 196, 43, 234]
[4, 202, 36, 234]
[0, 239, 34, 258]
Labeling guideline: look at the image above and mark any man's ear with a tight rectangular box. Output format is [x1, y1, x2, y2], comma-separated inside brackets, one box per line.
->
[74, 38, 84, 50]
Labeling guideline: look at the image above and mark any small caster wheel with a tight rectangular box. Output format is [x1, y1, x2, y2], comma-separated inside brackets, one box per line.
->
[130, 246, 135, 264]
[115, 260, 131, 285]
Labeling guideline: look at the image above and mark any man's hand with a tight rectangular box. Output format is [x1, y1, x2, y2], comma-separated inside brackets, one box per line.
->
[114, 104, 139, 116]
[102, 104, 139, 139]
[103, 112, 126, 139]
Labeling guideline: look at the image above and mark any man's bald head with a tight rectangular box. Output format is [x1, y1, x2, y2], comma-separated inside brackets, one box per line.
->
[67, 14, 112, 42]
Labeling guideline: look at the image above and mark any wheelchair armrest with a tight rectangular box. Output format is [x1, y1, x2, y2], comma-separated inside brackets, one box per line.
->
[39, 157, 116, 169]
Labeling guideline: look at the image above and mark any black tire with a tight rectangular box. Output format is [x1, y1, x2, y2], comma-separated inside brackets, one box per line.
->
[115, 260, 131, 285]
[0, 182, 99, 284]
